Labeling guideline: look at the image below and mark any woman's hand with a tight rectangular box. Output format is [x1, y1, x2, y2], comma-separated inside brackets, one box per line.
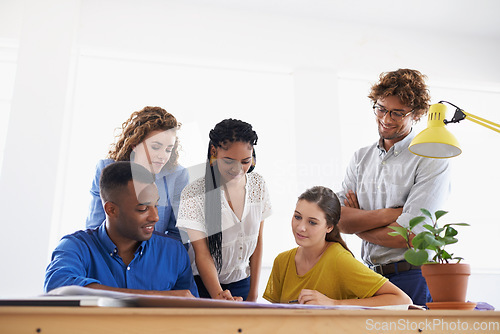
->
[298, 289, 336, 305]
[245, 290, 258, 302]
[216, 289, 243, 302]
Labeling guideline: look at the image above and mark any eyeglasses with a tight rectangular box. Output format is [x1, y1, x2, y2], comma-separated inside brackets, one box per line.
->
[373, 103, 413, 122]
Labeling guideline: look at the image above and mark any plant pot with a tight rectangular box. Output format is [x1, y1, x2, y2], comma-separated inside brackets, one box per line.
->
[421, 263, 470, 302]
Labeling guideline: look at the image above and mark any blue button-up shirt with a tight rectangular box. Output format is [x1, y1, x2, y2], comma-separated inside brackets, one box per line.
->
[337, 131, 451, 265]
[44, 223, 198, 296]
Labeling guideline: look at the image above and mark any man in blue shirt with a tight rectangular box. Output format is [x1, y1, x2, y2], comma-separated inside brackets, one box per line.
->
[44, 161, 198, 297]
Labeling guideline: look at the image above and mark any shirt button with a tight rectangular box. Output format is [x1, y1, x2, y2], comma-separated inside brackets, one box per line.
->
[127, 267, 131, 271]
[381, 161, 387, 165]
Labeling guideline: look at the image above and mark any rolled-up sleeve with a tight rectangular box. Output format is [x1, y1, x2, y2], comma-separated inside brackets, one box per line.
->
[44, 237, 100, 293]
[397, 158, 451, 233]
[172, 244, 199, 297]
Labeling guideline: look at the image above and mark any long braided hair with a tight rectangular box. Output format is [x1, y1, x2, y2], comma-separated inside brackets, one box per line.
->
[205, 119, 258, 272]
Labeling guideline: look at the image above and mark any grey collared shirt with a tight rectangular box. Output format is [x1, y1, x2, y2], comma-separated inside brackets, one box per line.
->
[337, 131, 451, 266]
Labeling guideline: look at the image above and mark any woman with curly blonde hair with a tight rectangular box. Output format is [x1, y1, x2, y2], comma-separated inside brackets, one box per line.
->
[85, 106, 189, 241]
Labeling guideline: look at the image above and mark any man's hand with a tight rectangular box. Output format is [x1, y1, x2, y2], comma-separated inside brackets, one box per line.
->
[356, 222, 412, 248]
[339, 205, 404, 234]
[344, 190, 360, 209]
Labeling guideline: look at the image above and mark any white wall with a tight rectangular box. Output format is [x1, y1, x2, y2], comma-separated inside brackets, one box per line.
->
[1, 0, 499, 307]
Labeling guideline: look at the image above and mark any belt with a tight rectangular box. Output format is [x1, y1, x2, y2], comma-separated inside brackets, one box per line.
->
[370, 261, 421, 276]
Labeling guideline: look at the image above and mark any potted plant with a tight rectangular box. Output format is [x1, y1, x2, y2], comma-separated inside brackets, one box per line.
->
[388, 209, 471, 304]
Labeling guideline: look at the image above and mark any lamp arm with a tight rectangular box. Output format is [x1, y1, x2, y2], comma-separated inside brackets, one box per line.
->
[463, 111, 500, 134]
[439, 100, 500, 134]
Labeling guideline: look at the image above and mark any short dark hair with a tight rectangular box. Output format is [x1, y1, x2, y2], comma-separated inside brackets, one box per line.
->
[368, 68, 431, 121]
[100, 161, 155, 202]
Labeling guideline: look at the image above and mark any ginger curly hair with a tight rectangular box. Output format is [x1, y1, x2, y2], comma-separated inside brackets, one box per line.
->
[368, 68, 431, 121]
[107, 106, 181, 170]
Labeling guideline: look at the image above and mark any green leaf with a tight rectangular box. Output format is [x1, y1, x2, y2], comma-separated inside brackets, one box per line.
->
[434, 210, 448, 221]
[441, 250, 452, 260]
[441, 236, 458, 245]
[444, 226, 458, 237]
[405, 249, 429, 266]
[422, 233, 445, 247]
[388, 227, 408, 242]
[427, 245, 438, 252]
[420, 208, 432, 219]
[388, 225, 407, 234]
[446, 223, 470, 227]
[409, 216, 426, 229]
[411, 232, 431, 249]
[422, 224, 435, 232]
[423, 224, 444, 234]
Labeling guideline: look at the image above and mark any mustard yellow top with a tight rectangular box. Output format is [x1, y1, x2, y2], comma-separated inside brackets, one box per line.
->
[263, 242, 388, 303]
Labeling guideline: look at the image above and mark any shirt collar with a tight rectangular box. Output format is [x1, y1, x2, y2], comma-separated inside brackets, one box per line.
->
[97, 221, 148, 256]
[155, 164, 181, 178]
[98, 222, 118, 255]
[377, 128, 415, 154]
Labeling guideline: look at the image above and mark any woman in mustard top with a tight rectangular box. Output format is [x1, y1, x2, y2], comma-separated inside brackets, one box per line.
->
[263, 186, 411, 306]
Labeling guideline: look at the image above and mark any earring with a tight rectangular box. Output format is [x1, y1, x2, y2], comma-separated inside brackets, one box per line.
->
[209, 155, 217, 166]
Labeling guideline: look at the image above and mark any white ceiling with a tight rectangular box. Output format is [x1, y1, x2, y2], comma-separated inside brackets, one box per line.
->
[182, 0, 500, 39]
[1, 0, 499, 41]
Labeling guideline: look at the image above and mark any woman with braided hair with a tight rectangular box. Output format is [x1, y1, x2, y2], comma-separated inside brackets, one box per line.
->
[85, 106, 189, 242]
[177, 119, 272, 301]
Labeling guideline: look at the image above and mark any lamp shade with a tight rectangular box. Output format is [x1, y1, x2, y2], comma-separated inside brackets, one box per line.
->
[409, 103, 462, 158]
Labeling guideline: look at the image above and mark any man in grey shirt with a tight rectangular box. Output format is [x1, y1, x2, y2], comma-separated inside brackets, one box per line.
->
[337, 69, 451, 306]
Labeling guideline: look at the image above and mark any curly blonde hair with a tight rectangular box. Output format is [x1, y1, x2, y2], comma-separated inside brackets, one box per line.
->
[107, 106, 181, 170]
[368, 68, 431, 121]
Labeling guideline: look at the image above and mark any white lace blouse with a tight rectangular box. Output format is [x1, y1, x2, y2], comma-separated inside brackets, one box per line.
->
[176, 172, 272, 284]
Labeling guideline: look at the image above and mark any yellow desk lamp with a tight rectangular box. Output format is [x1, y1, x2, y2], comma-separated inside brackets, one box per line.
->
[409, 101, 500, 158]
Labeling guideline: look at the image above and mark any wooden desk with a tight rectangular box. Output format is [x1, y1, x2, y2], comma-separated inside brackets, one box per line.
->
[1, 307, 499, 334]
